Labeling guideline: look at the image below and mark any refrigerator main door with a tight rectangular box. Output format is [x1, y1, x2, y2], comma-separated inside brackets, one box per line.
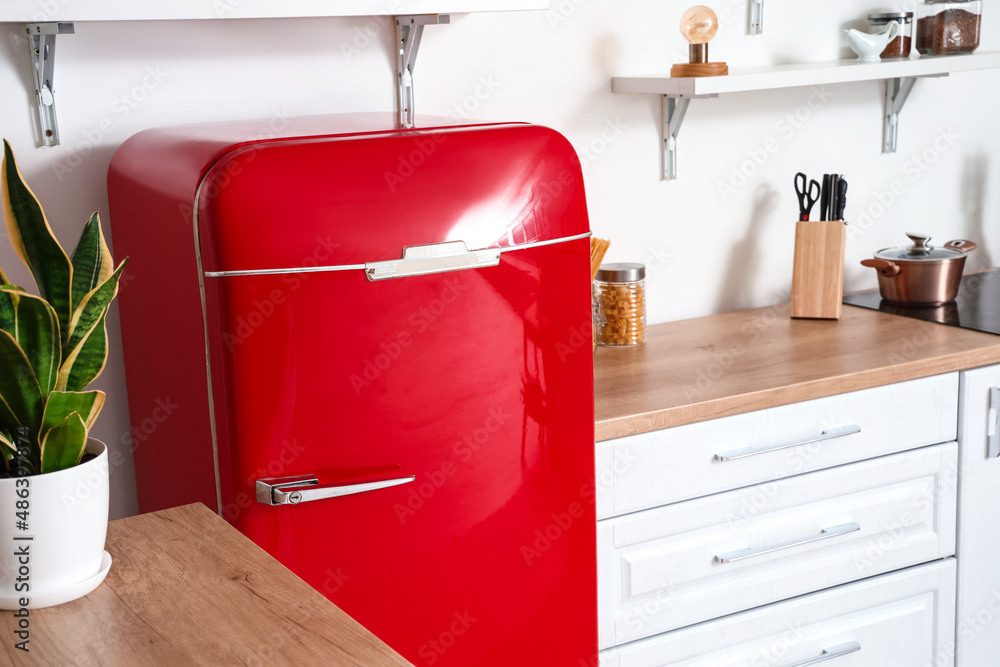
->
[198, 123, 596, 665]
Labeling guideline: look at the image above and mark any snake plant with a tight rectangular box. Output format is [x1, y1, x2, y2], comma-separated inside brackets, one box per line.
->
[0, 140, 128, 476]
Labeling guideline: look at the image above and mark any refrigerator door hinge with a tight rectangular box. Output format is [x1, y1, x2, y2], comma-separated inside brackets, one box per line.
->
[256, 475, 416, 506]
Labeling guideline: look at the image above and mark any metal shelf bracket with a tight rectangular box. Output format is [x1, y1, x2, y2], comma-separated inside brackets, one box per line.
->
[661, 94, 716, 181]
[882, 72, 949, 153]
[882, 77, 917, 154]
[749, 0, 764, 35]
[26, 22, 74, 147]
[663, 96, 690, 181]
[394, 14, 450, 129]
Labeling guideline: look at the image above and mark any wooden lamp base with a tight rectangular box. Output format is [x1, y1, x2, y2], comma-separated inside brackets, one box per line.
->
[670, 62, 729, 78]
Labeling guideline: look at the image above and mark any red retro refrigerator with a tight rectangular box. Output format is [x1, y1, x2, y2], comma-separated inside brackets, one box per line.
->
[107, 114, 597, 665]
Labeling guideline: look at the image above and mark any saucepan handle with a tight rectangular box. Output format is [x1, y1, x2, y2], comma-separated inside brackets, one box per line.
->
[861, 259, 902, 277]
[945, 239, 977, 254]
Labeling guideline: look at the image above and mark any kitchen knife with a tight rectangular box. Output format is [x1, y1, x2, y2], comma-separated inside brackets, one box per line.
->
[834, 178, 848, 222]
[828, 175, 840, 221]
[820, 174, 831, 221]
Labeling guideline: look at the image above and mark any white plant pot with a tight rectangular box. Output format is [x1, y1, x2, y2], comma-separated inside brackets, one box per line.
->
[0, 438, 111, 609]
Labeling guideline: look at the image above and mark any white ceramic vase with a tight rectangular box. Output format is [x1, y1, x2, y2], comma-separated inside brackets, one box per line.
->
[0, 438, 111, 609]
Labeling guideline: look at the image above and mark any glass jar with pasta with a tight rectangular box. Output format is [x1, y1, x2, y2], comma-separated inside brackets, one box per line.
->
[595, 263, 646, 347]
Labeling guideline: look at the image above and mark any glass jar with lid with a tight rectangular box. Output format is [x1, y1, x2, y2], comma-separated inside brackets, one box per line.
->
[868, 12, 913, 58]
[915, 0, 982, 56]
[594, 263, 646, 347]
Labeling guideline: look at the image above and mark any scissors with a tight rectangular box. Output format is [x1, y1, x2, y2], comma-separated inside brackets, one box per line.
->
[795, 172, 821, 222]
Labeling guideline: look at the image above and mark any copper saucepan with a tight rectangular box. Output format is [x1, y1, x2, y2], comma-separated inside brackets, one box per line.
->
[860, 232, 977, 306]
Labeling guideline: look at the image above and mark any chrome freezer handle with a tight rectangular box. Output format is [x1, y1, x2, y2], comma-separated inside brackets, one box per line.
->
[256, 474, 416, 506]
[366, 241, 501, 281]
[780, 642, 861, 667]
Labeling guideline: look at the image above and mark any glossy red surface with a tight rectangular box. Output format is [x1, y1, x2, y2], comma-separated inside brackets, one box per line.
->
[110, 116, 596, 665]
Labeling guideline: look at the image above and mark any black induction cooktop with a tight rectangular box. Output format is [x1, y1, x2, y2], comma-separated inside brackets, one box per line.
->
[843, 269, 1000, 336]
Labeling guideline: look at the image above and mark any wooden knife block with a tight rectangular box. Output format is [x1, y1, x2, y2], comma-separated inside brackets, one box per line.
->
[791, 220, 846, 320]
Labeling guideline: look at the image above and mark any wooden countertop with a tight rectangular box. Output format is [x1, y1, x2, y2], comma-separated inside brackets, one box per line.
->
[595, 303, 1000, 441]
[1, 503, 413, 666]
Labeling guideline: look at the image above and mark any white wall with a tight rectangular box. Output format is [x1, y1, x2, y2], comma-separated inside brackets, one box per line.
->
[1, 2, 997, 519]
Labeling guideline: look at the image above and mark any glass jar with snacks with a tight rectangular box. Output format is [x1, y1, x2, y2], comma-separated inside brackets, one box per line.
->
[869, 12, 913, 58]
[595, 263, 646, 347]
[915, 0, 982, 56]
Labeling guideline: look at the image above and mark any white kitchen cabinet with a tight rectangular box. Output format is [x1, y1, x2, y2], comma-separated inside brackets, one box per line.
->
[598, 443, 958, 647]
[596, 373, 958, 519]
[956, 363, 1000, 667]
[599, 559, 957, 667]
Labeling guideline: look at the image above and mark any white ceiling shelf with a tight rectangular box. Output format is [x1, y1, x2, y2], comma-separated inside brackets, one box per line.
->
[612, 52, 1000, 180]
[0, 1, 548, 22]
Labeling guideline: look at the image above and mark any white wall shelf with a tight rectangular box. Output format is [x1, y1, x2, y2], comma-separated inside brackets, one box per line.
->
[612, 52, 1000, 180]
[6, 3, 550, 147]
[0, 1, 548, 22]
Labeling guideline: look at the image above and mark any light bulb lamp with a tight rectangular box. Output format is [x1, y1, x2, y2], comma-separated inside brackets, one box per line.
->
[670, 5, 728, 78]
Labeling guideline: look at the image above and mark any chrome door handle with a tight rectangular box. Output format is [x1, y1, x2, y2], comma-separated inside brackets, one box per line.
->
[988, 387, 1000, 459]
[256, 474, 416, 506]
[365, 241, 500, 281]
[780, 642, 861, 667]
[714, 425, 861, 462]
[714, 522, 861, 564]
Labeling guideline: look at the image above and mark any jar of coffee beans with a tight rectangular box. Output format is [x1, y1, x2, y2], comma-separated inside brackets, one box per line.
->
[595, 263, 646, 347]
[869, 12, 913, 59]
[916, 0, 981, 56]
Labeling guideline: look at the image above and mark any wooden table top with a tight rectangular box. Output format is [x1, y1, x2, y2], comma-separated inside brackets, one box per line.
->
[1, 503, 413, 666]
[594, 303, 1000, 441]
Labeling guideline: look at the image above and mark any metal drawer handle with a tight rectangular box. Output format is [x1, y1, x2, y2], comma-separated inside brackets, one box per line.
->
[256, 474, 415, 506]
[780, 642, 861, 667]
[714, 425, 861, 462]
[714, 522, 861, 564]
[365, 241, 501, 281]
[988, 387, 1000, 459]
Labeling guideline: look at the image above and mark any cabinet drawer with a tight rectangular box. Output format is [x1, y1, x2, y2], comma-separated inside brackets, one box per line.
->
[597, 373, 958, 518]
[598, 443, 957, 648]
[599, 558, 957, 667]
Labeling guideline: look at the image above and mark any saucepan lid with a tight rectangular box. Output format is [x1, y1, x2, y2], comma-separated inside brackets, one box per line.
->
[874, 232, 976, 261]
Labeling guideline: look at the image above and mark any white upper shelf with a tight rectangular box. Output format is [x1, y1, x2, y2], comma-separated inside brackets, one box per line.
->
[0, 0, 549, 22]
[612, 52, 1000, 97]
